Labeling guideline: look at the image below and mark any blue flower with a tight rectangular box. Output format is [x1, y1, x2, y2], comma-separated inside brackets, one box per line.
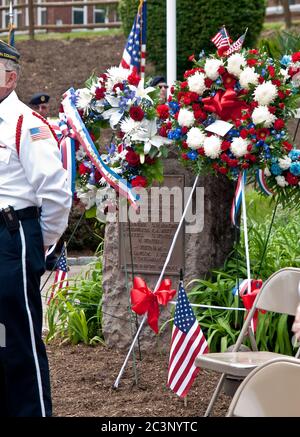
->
[280, 55, 292, 67]
[290, 162, 300, 176]
[271, 163, 283, 176]
[289, 149, 300, 161]
[187, 150, 198, 160]
[260, 68, 266, 77]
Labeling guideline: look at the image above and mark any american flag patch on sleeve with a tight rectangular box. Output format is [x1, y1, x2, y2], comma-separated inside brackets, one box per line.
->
[29, 126, 52, 142]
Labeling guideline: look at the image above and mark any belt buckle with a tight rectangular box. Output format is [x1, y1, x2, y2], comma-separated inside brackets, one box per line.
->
[1, 206, 19, 232]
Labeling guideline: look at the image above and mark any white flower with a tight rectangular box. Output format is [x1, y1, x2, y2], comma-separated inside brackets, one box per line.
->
[177, 108, 195, 127]
[120, 117, 142, 136]
[75, 146, 87, 161]
[76, 88, 93, 112]
[275, 175, 288, 187]
[264, 167, 271, 177]
[239, 67, 259, 89]
[278, 156, 292, 170]
[230, 137, 249, 158]
[106, 66, 129, 92]
[280, 68, 290, 83]
[77, 185, 97, 210]
[252, 106, 277, 127]
[204, 58, 223, 80]
[129, 78, 155, 103]
[187, 72, 207, 95]
[203, 135, 222, 159]
[254, 81, 278, 105]
[227, 53, 246, 77]
[291, 71, 300, 88]
[186, 127, 206, 150]
[131, 119, 172, 154]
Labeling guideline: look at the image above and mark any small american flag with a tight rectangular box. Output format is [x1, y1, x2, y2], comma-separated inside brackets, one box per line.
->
[224, 29, 248, 56]
[211, 27, 230, 49]
[167, 282, 208, 397]
[120, 0, 147, 78]
[48, 245, 68, 303]
[29, 126, 52, 142]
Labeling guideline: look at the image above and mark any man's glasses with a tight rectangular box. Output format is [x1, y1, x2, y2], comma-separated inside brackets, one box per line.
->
[158, 84, 168, 89]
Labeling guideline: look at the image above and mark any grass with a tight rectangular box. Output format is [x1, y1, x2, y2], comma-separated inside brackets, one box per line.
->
[8, 28, 122, 43]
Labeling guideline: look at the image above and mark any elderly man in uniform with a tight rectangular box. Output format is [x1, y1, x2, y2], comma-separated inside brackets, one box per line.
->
[0, 40, 71, 416]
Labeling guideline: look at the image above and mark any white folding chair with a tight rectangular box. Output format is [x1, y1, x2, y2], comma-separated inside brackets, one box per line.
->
[195, 267, 300, 416]
[226, 358, 300, 417]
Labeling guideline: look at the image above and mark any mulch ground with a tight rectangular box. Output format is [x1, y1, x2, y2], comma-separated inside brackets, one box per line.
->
[47, 342, 231, 417]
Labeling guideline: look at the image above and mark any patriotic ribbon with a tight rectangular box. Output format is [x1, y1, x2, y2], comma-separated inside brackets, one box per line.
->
[237, 278, 264, 332]
[231, 171, 247, 227]
[131, 277, 176, 334]
[60, 136, 76, 195]
[256, 169, 273, 196]
[61, 88, 139, 209]
[202, 89, 249, 121]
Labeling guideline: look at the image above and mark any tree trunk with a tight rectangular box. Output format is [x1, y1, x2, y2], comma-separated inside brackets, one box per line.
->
[281, 0, 292, 29]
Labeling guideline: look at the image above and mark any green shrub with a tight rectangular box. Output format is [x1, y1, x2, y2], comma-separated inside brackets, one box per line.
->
[259, 30, 300, 59]
[119, 0, 266, 78]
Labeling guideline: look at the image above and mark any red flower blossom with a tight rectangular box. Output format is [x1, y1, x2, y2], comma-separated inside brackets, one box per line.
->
[129, 106, 144, 121]
[222, 73, 236, 89]
[112, 82, 124, 92]
[256, 128, 270, 139]
[79, 163, 90, 175]
[268, 106, 276, 114]
[286, 172, 299, 185]
[182, 153, 189, 160]
[156, 104, 169, 120]
[278, 90, 285, 100]
[258, 76, 265, 84]
[283, 141, 293, 152]
[131, 176, 147, 188]
[268, 65, 275, 78]
[145, 156, 156, 165]
[204, 78, 213, 88]
[292, 52, 300, 63]
[279, 103, 285, 109]
[241, 162, 250, 169]
[95, 87, 105, 100]
[181, 126, 188, 134]
[218, 66, 226, 75]
[221, 141, 231, 151]
[127, 72, 140, 86]
[188, 54, 195, 62]
[180, 81, 188, 89]
[126, 148, 140, 167]
[218, 167, 228, 174]
[228, 159, 238, 167]
[271, 79, 281, 87]
[197, 147, 205, 155]
[274, 119, 285, 130]
[182, 141, 188, 149]
[247, 58, 258, 67]
[249, 49, 258, 55]
[240, 129, 248, 139]
[159, 126, 168, 137]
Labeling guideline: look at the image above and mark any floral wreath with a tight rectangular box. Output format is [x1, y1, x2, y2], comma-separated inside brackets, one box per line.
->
[167, 42, 300, 204]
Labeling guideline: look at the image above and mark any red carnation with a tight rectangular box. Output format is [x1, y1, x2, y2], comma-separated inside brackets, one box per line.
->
[228, 159, 238, 167]
[156, 104, 169, 120]
[79, 163, 90, 175]
[204, 78, 213, 88]
[131, 176, 147, 188]
[258, 76, 265, 84]
[222, 73, 236, 89]
[194, 109, 206, 120]
[268, 65, 275, 78]
[241, 162, 250, 169]
[95, 87, 105, 100]
[188, 54, 195, 62]
[218, 66, 226, 75]
[283, 141, 293, 152]
[292, 52, 300, 63]
[219, 167, 228, 175]
[159, 126, 168, 137]
[183, 95, 191, 105]
[279, 103, 285, 109]
[272, 79, 281, 87]
[247, 58, 258, 67]
[126, 148, 140, 167]
[129, 106, 144, 121]
[286, 172, 299, 185]
[182, 141, 188, 149]
[274, 119, 285, 130]
[182, 153, 189, 160]
[220, 153, 228, 162]
[112, 82, 124, 92]
[221, 141, 231, 151]
[240, 129, 248, 139]
[145, 156, 156, 165]
[181, 126, 188, 134]
[197, 147, 205, 155]
[127, 72, 140, 86]
[180, 81, 188, 89]
[268, 106, 276, 114]
[278, 90, 285, 100]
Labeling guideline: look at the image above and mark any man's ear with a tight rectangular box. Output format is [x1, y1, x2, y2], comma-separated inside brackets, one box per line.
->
[6, 70, 17, 88]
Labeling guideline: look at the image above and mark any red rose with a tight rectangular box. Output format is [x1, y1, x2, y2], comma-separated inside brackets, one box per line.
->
[194, 110, 206, 120]
[217, 46, 229, 57]
[228, 159, 238, 167]
[170, 86, 175, 94]
[180, 81, 188, 89]
[131, 176, 147, 188]
[126, 148, 140, 167]
[240, 129, 248, 139]
[79, 163, 90, 175]
[156, 104, 169, 120]
[183, 95, 191, 105]
[274, 119, 285, 130]
[286, 172, 299, 185]
[189, 91, 199, 102]
[247, 59, 257, 67]
[129, 106, 144, 121]
[248, 127, 256, 135]
[268, 65, 275, 78]
[95, 87, 105, 100]
[234, 119, 242, 128]
[127, 72, 140, 86]
[188, 54, 195, 61]
[292, 52, 300, 63]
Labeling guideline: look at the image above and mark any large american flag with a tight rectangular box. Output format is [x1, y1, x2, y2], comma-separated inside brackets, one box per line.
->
[224, 29, 247, 56]
[211, 27, 230, 49]
[120, 0, 147, 78]
[167, 282, 209, 397]
[48, 245, 68, 303]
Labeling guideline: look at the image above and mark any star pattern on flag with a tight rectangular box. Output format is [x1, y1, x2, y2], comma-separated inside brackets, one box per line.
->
[174, 287, 196, 333]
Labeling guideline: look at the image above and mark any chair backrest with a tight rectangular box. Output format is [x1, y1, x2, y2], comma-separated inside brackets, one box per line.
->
[256, 267, 300, 315]
[226, 358, 300, 417]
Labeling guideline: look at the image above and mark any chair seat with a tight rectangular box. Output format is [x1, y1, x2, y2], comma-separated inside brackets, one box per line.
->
[195, 351, 297, 377]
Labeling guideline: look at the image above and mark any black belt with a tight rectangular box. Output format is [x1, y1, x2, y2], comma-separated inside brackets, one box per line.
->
[0, 206, 40, 226]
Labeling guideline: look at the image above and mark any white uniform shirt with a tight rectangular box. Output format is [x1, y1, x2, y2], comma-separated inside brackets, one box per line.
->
[0, 91, 72, 246]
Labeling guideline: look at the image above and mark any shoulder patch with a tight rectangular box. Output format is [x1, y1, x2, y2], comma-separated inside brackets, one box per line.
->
[29, 125, 52, 142]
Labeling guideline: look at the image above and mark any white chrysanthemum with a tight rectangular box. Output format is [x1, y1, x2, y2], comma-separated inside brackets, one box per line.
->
[252, 106, 277, 128]
[177, 108, 195, 127]
[275, 175, 288, 187]
[239, 67, 259, 89]
[264, 167, 271, 177]
[204, 58, 223, 80]
[278, 156, 292, 170]
[187, 72, 206, 95]
[254, 80, 278, 105]
[186, 127, 206, 150]
[230, 137, 249, 158]
[227, 53, 246, 77]
[76, 88, 93, 111]
[75, 146, 87, 161]
[120, 117, 141, 136]
[106, 66, 129, 91]
[203, 135, 222, 159]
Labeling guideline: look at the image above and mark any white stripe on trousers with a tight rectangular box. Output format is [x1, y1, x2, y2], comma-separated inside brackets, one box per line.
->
[19, 222, 46, 417]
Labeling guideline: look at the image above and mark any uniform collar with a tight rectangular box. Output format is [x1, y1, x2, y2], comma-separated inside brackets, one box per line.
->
[0, 90, 19, 124]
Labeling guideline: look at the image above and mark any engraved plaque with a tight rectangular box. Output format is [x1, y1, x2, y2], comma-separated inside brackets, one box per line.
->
[119, 175, 185, 275]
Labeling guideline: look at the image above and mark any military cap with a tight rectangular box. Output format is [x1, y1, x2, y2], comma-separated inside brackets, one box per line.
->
[150, 76, 166, 87]
[29, 92, 50, 106]
[0, 40, 20, 63]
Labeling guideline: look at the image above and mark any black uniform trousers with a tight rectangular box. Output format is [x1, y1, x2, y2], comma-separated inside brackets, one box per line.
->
[0, 215, 52, 416]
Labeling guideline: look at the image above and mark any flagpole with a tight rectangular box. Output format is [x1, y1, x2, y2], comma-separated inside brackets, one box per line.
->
[114, 175, 199, 389]
[167, 0, 176, 94]
[8, 0, 14, 46]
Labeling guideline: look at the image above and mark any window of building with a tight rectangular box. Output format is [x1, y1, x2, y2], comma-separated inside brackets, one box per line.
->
[2, 0, 21, 29]
[37, 0, 47, 26]
[72, 0, 87, 25]
[94, 6, 107, 24]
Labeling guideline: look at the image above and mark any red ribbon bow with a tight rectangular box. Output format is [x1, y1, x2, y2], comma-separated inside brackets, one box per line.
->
[240, 279, 265, 332]
[130, 277, 176, 334]
[202, 89, 248, 121]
